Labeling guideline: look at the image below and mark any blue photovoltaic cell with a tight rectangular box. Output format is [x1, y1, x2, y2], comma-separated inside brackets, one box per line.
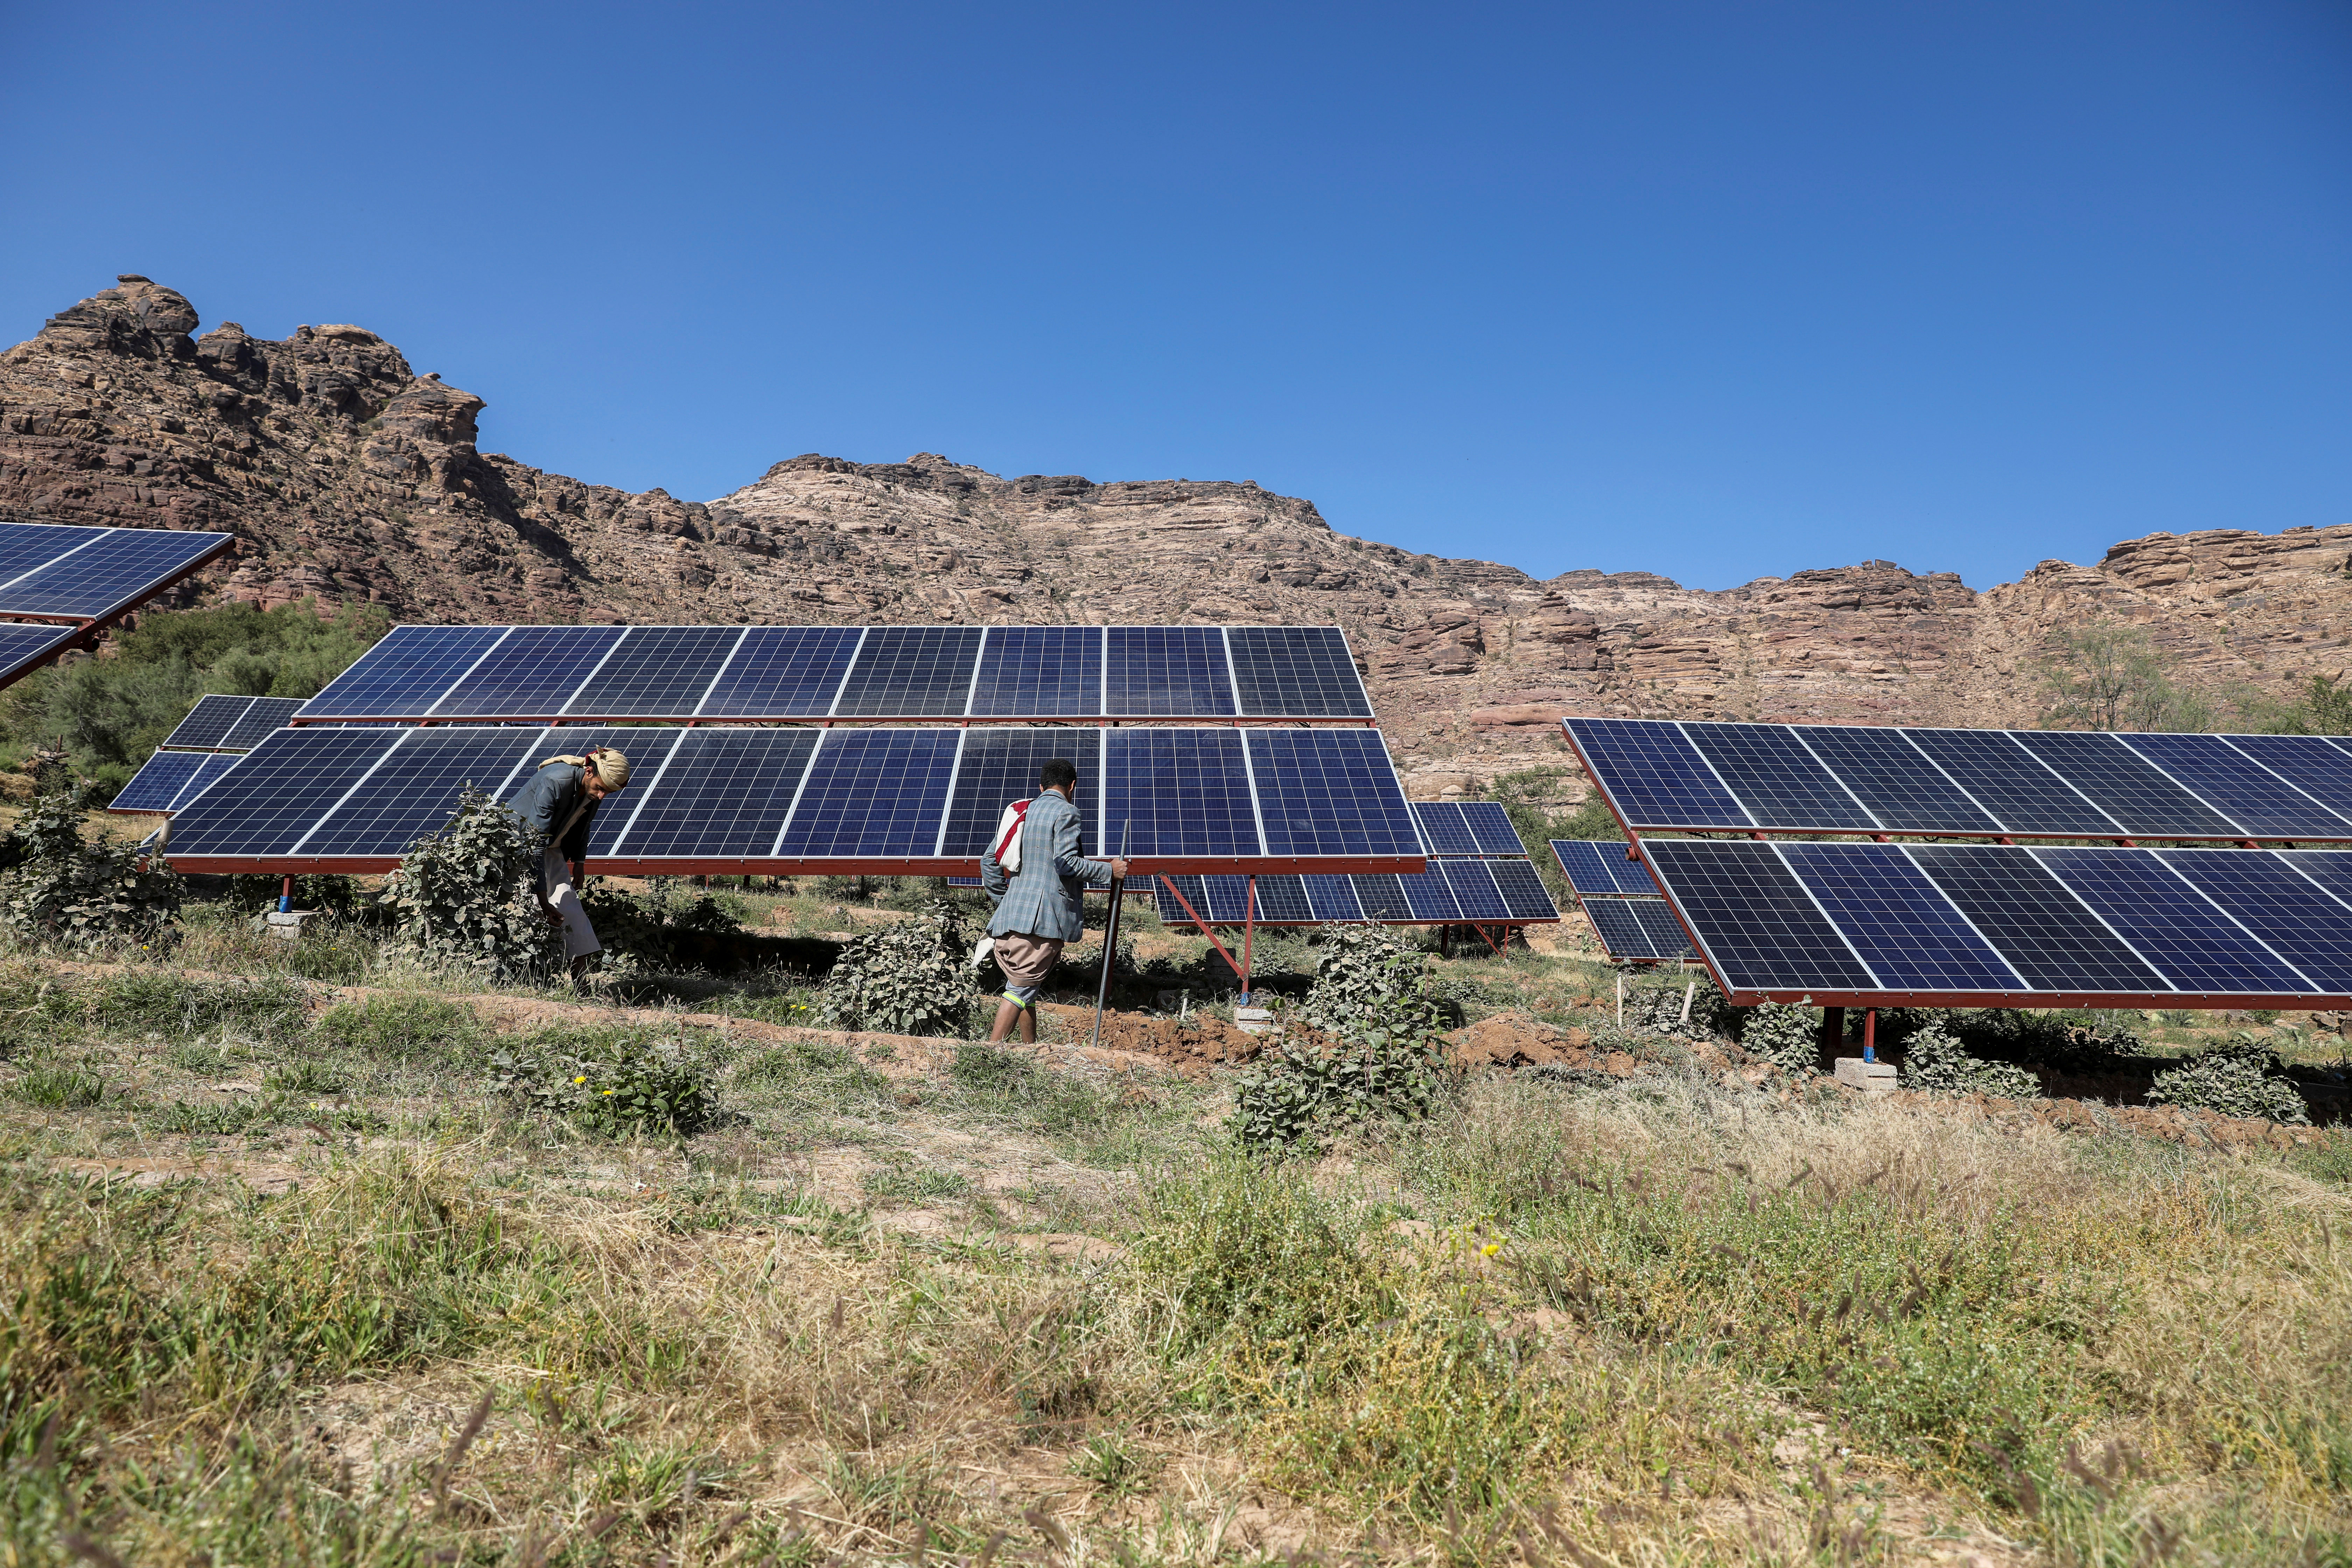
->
[940, 729, 1103, 858]
[1639, 840, 1876, 992]
[1225, 626, 1373, 718]
[1777, 844, 2026, 992]
[1904, 846, 2165, 993]
[301, 625, 511, 717]
[169, 752, 241, 811]
[2119, 734, 2350, 838]
[1586, 900, 1696, 960]
[564, 626, 744, 717]
[967, 628, 1102, 716]
[697, 625, 862, 716]
[1461, 802, 1524, 855]
[2157, 849, 2352, 992]
[1154, 875, 1210, 923]
[831, 625, 984, 716]
[111, 750, 217, 812]
[2011, 731, 2242, 838]
[1303, 874, 1366, 922]
[432, 625, 625, 717]
[2280, 849, 2352, 910]
[499, 726, 693, 859]
[1397, 865, 1461, 921]
[304, 729, 547, 856]
[1437, 859, 1511, 920]
[611, 729, 817, 858]
[166, 728, 402, 857]
[0, 623, 70, 685]
[0, 529, 224, 617]
[161, 694, 255, 750]
[1793, 725, 2003, 833]
[1105, 729, 1259, 857]
[2226, 735, 2352, 825]
[0, 523, 106, 584]
[1351, 874, 1413, 920]
[218, 697, 305, 750]
[1563, 719, 1752, 829]
[1250, 876, 1316, 922]
[2033, 846, 2305, 993]
[1552, 839, 1627, 897]
[1902, 730, 2120, 835]
[1201, 876, 1257, 922]
[1248, 729, 1421, 858]
[1684, 723, 1878, 830]
[1412, 802, 1479, 854]
[774, 729, 960, 857]
[1105, 626, 1236, 716]
[1486, 858, 1561, 921]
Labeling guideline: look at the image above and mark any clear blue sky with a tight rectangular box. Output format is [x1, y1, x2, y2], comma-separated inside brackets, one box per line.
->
[3, 2, 2345, 591]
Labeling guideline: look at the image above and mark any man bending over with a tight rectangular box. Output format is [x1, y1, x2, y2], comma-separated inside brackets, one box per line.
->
[980, 756, 1129, 1043]
[506, 744, 632, 982]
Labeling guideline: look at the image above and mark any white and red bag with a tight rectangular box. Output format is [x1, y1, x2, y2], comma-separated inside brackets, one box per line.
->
[989, 798, 1031, 873]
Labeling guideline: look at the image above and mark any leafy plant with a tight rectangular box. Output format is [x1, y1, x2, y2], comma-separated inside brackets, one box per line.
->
[1901, 1019, 2038, 1099]
[1292, 926, 1443, 1040]
[2037, 616, 2211, 733]
[1231, 1022, 1449, 1148]
[818, 901, 977, 1036]
[490, 1028, 720, 1138]
[576, 877, 744, 970]
[2147, 1035, 2309, 1125]
[1620, 974, 1730, 1038]
[1738, 997, 1821, 1076]
[0, 788, 181, 948]
[376, 787, 564, 984]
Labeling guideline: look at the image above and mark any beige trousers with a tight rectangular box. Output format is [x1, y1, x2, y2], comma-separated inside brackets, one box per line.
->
[540, 848, 601, 958]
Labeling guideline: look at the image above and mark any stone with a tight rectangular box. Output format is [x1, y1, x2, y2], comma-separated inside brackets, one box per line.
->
[1834, 1058, 1899, 1095]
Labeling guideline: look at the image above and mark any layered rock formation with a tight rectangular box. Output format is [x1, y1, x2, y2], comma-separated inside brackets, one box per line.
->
[4, 275, 2346, 796]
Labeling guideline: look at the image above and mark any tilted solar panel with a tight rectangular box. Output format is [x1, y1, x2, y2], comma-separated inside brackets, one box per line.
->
[0, 528, 227, 618]
[1639, 839, 1876, 993]
[939, 728, 1104, 858]
[300, 625, 511, 718]
[1585, 900, 1696, 961]
[166, 727, 404, 858]
[1552, 839, 1625, 897]
[161, 694, 257, 751]
[1899, 729, 2121, 836]
[1225, 626, 1373, 718]
[1437, 859, 1511, 920]
[1396, 863, 1461, 921]
[1199, 876, 1258, 923]
[2032, 846, 2306, 994]
[1412, 801, 1479, 854]
[566, 625, 743, 718]
[1248, 729, 1423, 858]
[1905, 846, 2166, 994]
[697, 625, 862, 716]
[111, 750, 222, 813]
[1791, 725, 2002, 833]
[0, 523, 106, 583]
[2010, 732, 2242, 839]
[2227, 736, 2352, 824]
[218, 697, 306, 750]
[432, 625, 625, 718]
[1106, 729, 1259, 858]
[1247, 875, 1316, 923]
[1351, 873, 1413, 920]
[2156, 848, 2352, 992]
[2119, 734, 2350, 839]
[833, 625, 985, 716]
[2280, 849, 2352, 908]
[1776, 844, 2026, 993]
[1153, 874, 1210, 924]
[608, 729, 813, 859]
[1684, 723, 1879, 831]
[1563, 718, 1752, 829]
[1485, 858, 1562, 921]
[773, 729, 962, 856]
[969, 627, 1102, 717]
[1459, 802, 1524, 855]
[1303, 873, 1366, 922]
[1106, 626, 1236, 716]
[297, 728, 550, 857]
[0, 623, 75, 688]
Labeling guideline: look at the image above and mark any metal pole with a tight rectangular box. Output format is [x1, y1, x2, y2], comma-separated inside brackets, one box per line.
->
[1088, 819, 1131, 1052]
[1240, 875, 1256, 1004]
[1863, 1007, 1877, 1064]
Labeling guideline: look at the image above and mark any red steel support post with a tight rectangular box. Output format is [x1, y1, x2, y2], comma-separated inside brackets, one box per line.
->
[1240, 876, 1256, 1003]
[1863, 1007, 1877, 1064]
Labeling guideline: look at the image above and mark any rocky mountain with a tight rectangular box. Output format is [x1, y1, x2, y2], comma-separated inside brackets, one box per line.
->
[4, 275, 2347, 798]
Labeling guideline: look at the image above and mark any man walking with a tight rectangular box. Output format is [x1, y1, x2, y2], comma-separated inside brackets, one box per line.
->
[980, 756, 1128, 1043]
[506, 745, 632, 981]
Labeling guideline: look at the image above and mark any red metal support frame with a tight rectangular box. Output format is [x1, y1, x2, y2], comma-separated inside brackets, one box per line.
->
[1156, 874, 1246, 979]
[1240, 875, 1256, 1001]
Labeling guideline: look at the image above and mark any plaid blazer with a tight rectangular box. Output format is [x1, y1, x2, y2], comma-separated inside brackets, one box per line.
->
[980, 789, 1112, 941]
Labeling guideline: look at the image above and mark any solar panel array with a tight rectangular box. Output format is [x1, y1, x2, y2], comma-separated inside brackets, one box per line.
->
[1564, 717, 2352, 842]
[296, 623, 1375, 722]
[160, 722, 1423, 873]
[0, 522, 230, 620]
[110, 696, 309, 814]
[1640, 837, 2352, 1004]
[1548, 839, 1695, 961]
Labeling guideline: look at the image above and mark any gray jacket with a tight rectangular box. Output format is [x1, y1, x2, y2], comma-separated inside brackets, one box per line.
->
[981, 789, 1112, 942]
[506, 760, 599, 863]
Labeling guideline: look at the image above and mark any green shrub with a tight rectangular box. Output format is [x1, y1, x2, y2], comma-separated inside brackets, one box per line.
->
[314, 994, 480, 1062]
[490, 1027, 720, 1138]
[377, 789, 564, 984]
[1903, 1019, 2038, 1099]
[819, 902, 977, 1036]
[576, 878, 743, 969]
[2148, 1035, 2310, 1125]
[0, 792, 180, 949]
[1293, 926, 1443, 1039]
[1232, 1023, 1447, 1148]
[7, 1065, 103, 1107]
[1739, 997, 1821, 1075]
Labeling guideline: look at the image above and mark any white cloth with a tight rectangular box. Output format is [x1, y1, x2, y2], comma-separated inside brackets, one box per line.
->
[541, 847, 600, 959]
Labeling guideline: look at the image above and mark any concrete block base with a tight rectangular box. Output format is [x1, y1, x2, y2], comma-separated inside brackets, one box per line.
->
[264, 910, 314, 941]
[1834, 1057, 1898, 1094]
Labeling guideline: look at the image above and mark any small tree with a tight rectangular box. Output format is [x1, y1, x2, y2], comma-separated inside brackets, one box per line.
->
[2038, 618, 2211, 733]
[376, 788, 564, 983]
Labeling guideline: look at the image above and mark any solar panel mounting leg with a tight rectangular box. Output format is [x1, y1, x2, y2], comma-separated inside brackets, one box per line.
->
[1862, 1008, 1876, 1064]
[1240, 876, 1255, 1004]
[1156, 875, 1246, 979]
[279, 874, 293, 915]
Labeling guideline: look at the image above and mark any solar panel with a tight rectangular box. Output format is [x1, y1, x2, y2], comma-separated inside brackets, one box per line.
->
[938, 729, 1104, 858]
[112, 750, 222, 813]
[1351, 873, 1413, 920]
[1154, 874, 1211, 923]
[431, 625, 625, 718]
[1776, 844, 2027, 992]
[1562, 718, 1752, 829]
[0, 523, 105, 583]
[219, 697, 305, 750]
[1436, 859, 1512, 920]
[607, 729, 814, 858]
[697, 625, 862, 716]
[2156, 849, 2352, 991]
[1198, 876, 1258, 922]
[1638, 839, 1876, 993]
[1486, 858, 1562, 921]
[1105, 626, 1236, 716]
[1411, 801, 1480, 854]
[2226, 735, 2352, 825]
[1792, 724, 2003, 833]
[165, 727, 404, 857]
[1585, 899, 1696, 961]
[2032, 846, 2305, 994]
[1247, 729, 1422, 858]
[1552, 839, 1627, 897]
[2279, 849, 2352, 909]
[1105, 729, 1259, 857]
[161, 694, 257, 750]
[1225, 626, 1373, 718]
[1248, 875, 1316, 922]
[1683, 723, 1879, 830]
[0, 623, 74, 687]
[1396, 863, 1461, 920]
[2010, 732, 2242, 838]
[1459, 802, 1524, 855]
[832, 626, 984, 716]
[2118, 734, 2350, 838]
[772, 729, 961, 856]
[1901, 729, 2120, 835]
[1903, 845, 2166, 993]
[1303, 873, 1366, 922]
[0, 528, 226, 618]
[299, 728, 550, 856]
[300, 625, 510, 717]
[564, 626, 743, 718]
[968, 627, 1101, 717]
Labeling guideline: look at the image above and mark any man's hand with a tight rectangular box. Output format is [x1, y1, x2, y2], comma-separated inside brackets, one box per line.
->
[1109, 858, 1130, 878]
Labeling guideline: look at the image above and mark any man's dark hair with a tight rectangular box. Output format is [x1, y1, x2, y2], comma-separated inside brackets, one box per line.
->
[1038, 757, 1078, 791]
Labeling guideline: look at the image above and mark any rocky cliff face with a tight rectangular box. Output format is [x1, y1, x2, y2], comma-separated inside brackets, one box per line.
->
[5, 276, 2346, 797]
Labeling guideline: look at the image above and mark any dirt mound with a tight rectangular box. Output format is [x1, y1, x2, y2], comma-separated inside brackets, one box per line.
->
[1446, 1011, 1623, 1070]
[1085, 1011, 1265, 1073]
